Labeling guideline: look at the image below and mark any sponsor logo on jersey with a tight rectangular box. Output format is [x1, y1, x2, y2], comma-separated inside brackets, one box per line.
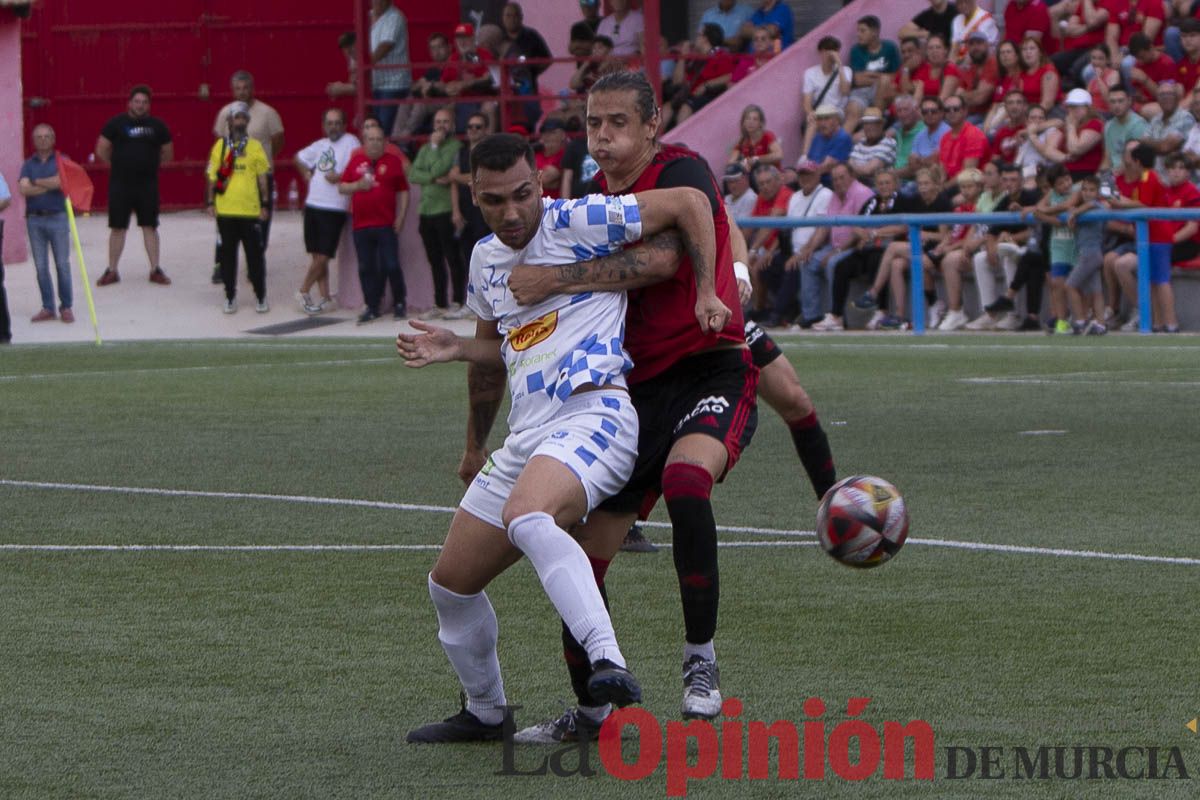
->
[675, 395, 730, 432]
[508, 311, 558, 351]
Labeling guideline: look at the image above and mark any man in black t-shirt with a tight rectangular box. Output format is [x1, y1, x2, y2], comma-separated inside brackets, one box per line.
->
[94, 85, 174, 286]
[558, 134, 601, 199]
[898, 0, 957, 47]
[569, 0, 603, 60]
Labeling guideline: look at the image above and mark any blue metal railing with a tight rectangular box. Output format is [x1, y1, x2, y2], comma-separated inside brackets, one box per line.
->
[736, 209, 1200, 334]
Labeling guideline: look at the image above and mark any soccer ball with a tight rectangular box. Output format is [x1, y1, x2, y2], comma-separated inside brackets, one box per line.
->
[816, 475, 909, 568]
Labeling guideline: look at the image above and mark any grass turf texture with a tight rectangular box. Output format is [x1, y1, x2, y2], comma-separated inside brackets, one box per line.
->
[1, 336, 1198, 799]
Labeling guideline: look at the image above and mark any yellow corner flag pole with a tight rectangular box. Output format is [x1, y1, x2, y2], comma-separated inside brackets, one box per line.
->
[64, 197, 102, 346]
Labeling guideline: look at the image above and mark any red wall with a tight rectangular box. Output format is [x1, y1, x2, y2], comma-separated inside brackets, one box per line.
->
[20, 1, 457, 209]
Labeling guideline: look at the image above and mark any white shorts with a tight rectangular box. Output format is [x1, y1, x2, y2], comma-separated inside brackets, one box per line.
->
[459, 389, 639, 530]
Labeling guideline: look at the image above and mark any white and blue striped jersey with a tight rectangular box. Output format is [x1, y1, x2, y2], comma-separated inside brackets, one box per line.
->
[466, 193, 643, 433]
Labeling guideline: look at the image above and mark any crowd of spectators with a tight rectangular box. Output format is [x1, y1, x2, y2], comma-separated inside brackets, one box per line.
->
[6, 0, 1200, 337]
[722, 1, 1200, 333]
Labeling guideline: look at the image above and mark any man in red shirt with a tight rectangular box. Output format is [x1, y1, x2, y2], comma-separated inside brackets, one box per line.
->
[534, 119, 567, 199]
[443, 23, 498, 129]
[1175, 19, 1200, 103]
[746, 164, 794, 300]
[938, 96, 988, 179]
[992, 90, 1031, 163]
[1107, 140, 1178, 330]
[1128, 33, 1177, 111]
[959, 31, 999, 117]
[340, 126, 410, 323]
[505, 72, 835, 740]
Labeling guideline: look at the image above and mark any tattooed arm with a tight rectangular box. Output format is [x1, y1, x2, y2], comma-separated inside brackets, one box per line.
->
[508, 229, 683, 304]
[461, 319, 506, 485]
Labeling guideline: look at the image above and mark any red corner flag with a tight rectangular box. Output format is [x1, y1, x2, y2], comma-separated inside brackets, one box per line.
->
[56, 151, 95, 213]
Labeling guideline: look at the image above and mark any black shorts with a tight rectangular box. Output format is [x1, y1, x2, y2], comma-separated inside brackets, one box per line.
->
[303, 206, 348, 257]
[1171, 240, 1200, 263]
[599, 348, 759, 517]
[107, 181, 159, 230]
[744, 320, 783, 369]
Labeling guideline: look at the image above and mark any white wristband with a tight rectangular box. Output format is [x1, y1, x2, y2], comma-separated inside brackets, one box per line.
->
[733, 260, 751, 284]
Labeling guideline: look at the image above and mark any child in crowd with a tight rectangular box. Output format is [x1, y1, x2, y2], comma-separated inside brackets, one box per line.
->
[1063, 175, 1109, 335]
[1035, 164, 1077, 334]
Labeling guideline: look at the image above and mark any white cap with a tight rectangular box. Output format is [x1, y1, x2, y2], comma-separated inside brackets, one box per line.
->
[1065, 88, 1092, 107]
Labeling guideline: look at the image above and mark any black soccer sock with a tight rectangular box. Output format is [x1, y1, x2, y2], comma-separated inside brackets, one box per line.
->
[789, 410, 837, 500]
[663, 462, 719, 645]
[562, 556, 610, 706]
[924, 289, 937, 307]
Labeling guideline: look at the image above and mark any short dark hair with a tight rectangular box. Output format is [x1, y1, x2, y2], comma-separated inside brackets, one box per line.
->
[1080, 174, 1102, 188]
[701, 23, 724, 49]
[1044, 163, 1070, 185]
[998, 162, 1021, 176]
[920, 97, 943, 111]
[338, 31, 356, 50]
[857, 15, 881, 32]
[428, 32, 448, 46]
[1131, 141, 1156, 168]
[1164, 153, 1188, 169]
[590, 70, 658, 123]
[1128, 32, 1152, 55]
[900, 36, 921, 50]
[1108, 84, 1129, 98]
[818, 35, 841, 52]
[470, 133, 536, 176]
[129, 84, 152, 100]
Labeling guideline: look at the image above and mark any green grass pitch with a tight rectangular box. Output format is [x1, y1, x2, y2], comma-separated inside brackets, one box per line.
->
[2, 336, 1198, 799]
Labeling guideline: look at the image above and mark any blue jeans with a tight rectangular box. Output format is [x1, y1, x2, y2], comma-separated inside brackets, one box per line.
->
[27, 213, 72, 311]
[353, 226, 405, 314]
[800, 245, 854, 322]
[371, 88, 409, 138]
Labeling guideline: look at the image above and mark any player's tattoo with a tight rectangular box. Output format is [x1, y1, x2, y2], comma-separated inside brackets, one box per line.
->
[551, 230, 681, 288]
[466, 362, 506, 449]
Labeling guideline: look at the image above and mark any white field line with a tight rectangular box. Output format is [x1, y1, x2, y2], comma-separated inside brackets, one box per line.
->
[2, 479, 1198, 565]
[0, 357, 395, 382]
[962, 377, 1200, 388]
[0, 541, 811, 552]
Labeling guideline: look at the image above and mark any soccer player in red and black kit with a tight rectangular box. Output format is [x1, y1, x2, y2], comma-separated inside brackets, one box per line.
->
[506, 71, 834, 742]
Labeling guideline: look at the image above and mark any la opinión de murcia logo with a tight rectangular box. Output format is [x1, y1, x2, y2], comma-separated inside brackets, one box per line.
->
[495, 698, 1193, 796]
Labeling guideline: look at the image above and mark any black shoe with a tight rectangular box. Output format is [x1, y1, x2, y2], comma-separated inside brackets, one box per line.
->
[984, 296, 1015, 314]
[1017, 317, 1042, 332]
[586, 659, 642, 708]
[406, 707, 504, 744]
[357, 310, 380, 326]
[620, 524, 658, 553]
[210, 266, 222, 285]
[394, 302, 407, 320]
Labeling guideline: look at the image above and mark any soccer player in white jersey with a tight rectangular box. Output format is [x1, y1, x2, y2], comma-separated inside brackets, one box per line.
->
[398, 133, 729, 743]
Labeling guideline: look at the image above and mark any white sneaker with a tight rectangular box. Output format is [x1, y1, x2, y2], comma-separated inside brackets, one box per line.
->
[223, 298, 237, 314]
[442, 303, 471, 320]
[965, 313, 997, 331]
[682, 656, 722, 720]
[255, 299, 269, 313]
[513, 707, 604, 744]
[995, 311, 1022, 330]
[1119, 314, 1140, 332]
[928, 300, 947, 330]
[295, 290, 313, 311]
[419, 306, 446, 321]
[810, 313, 844, 331]
[938, 308, 969, 331]
[864, 310, 887, 330]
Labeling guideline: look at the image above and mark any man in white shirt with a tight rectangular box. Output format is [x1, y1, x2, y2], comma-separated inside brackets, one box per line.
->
[950, 0, 998, 60]
[596, 0, 644, 56]
[722, 163, 757, 241]
[763, 159, 832, 327]
[398, 133, 728, 744]
[293, 109, 361, 313]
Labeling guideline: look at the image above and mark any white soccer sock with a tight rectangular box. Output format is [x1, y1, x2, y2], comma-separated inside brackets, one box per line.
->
[684, 640, 716, 663]
[428, 574, 507, 726]
[507, 511, 625, 668]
